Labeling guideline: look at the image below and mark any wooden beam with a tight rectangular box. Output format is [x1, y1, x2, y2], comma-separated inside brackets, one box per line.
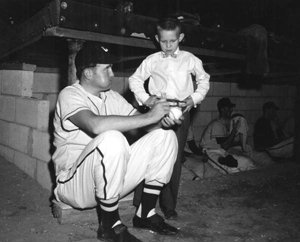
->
[0, 0, 60, 59]
[44, 27, 246, 60]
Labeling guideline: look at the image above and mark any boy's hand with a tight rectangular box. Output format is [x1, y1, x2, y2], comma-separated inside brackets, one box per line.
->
[144, 95, 159, 108]
[179, 96, 194, 113]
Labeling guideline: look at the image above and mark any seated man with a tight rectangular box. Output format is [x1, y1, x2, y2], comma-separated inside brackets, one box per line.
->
[253, 101, 294, 159]
[183, 125, 221, 179]
[200, 98, 256, 174]
[52, 43, 180, 242]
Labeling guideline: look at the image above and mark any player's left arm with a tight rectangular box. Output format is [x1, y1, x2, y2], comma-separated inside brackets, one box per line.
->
[131, 106, 182, 133]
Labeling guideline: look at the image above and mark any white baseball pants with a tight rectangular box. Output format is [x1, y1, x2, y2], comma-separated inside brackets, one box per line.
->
[54, 129, 178, 209]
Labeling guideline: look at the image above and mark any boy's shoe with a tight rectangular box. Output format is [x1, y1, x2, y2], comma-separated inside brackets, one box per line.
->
[97, 223, 142, 242]
[163, 209, 178, 220]
[132, 213, 179, 235]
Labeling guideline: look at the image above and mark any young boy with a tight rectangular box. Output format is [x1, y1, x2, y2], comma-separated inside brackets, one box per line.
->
[129, 17, 210, 220]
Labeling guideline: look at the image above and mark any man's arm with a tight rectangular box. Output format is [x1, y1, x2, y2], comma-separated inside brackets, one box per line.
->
[187, 139, 204, 155]
[69, 99, 172, 136]
[216, 120, 240, 150]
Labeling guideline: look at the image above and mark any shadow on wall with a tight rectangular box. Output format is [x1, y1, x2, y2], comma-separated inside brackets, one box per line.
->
[47, 109, 57, 203]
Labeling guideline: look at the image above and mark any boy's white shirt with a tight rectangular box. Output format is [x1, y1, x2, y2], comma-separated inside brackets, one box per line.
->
[129, 48, 210, 106]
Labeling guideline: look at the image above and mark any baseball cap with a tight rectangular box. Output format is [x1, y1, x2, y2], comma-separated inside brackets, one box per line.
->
[263, 101, 279, 111]
[75, 43, 119, 72]
[217, 98, 236, 110]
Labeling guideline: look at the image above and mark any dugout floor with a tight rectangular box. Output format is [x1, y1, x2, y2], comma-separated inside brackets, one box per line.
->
[0, 155, 299, 242]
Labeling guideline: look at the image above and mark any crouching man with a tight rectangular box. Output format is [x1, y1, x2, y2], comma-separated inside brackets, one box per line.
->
[52, 43, 179, 242]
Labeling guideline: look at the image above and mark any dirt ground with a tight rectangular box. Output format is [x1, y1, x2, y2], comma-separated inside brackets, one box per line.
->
[1, 155, 300, 242]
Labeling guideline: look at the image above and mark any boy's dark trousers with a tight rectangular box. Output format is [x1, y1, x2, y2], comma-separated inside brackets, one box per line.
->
[158, 111, 190, 212]
[133, 112, 190, 212]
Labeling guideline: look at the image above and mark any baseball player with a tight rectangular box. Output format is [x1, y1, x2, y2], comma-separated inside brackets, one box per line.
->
[200, 98, 256, 174]
[52, 43, 180, 242]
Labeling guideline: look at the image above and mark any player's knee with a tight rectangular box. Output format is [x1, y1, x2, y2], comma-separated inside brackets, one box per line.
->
[162, 129, 177, 149]
[98, 130, 129, 153]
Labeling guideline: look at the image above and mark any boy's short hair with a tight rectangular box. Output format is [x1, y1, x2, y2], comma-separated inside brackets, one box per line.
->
[156, 17, 181, 33]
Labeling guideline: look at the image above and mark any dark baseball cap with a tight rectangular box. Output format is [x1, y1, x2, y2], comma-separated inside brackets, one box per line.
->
[263, 101, 279, 111]
[217, 98, 236, 110]
[75, 43, 119, 72]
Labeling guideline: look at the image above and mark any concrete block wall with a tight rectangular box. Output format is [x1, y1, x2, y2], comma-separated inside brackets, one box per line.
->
[0, 64, 297, 193]
[0, 65, 53, 192]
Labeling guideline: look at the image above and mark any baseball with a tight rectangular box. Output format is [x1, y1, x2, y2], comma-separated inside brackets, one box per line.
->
[169, 107, 182, 120]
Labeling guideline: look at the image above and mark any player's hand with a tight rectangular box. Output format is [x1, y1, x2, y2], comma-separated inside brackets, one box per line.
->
[161, 114, 183, 128]
[148, 98, 170, 123]
[179, 96, 194, 113]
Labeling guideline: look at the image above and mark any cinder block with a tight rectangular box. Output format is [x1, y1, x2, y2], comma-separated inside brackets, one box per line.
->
[0, 95, 16, 122]
[52, 193, 134, 224]
[1, 63, 36, 71]
[111, 77, 126, 95]
[33, 72, 61, 93]
[247, 87, 262, 97]
[213, 82, 231, 96]
[211, 111, 219, 120]
[230, 83, 247, 97]
[284, 97, 295, 110]
[262, 85, 280, 97]
[0, 120, 10, 146]
[13, 151, 37, 179]
[1, 70, 33, 97]
[0, 144, 15, 163]
[287, 85, 297, 97]
[36, 159, 53, 191]
[192, 111, 211, 127]
[32, 129, 52, 162]
[235, 97, 252, 111]
[247, 110, 261, 124]
[278, 85, 289, 97]
[45, 93, 58, 113]
[16, 97, 49, 131]
[200, 96, 219, 111]
[52, 200, 98, 224]
[9, 123, 31, 154]
[251, 98, 264, 110]
[32, 93, 44, 100]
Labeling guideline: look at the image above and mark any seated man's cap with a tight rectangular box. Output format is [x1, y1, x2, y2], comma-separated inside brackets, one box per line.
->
[75, 43, 119, 71]
[263, 101, 279, 111]
[217, 98, 236, 110]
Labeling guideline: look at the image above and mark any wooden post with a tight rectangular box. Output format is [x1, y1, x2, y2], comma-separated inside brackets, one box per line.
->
[293, 84, 300, 164]
[67, 39, 85, 85]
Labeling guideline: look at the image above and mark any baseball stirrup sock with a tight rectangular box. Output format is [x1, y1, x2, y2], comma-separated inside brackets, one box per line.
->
[99, 198, 120, 231]
[140, 183, 163, 218]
